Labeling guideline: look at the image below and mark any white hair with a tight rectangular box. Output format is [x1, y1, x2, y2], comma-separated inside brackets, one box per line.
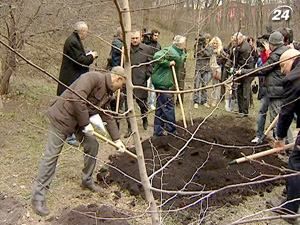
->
[232, 32, 244, 39]
[74, 21, 88, 32]
[173, 35, 186, 46]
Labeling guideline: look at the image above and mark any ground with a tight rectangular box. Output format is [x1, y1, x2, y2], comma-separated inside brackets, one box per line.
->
[0, 63, 294, 224]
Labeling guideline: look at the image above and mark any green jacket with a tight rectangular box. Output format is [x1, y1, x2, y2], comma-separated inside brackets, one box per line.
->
[152, 45, 186, 90]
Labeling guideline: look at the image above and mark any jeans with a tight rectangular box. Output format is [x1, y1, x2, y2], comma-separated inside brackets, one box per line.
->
[256, 96, 270, 138]
[154, 93, 176, 136]
[193, 70, 211, 104]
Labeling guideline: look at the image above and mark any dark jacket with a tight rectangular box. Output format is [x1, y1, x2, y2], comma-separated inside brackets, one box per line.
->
[131, 43, 153, 99]
[194, 41, 213, 72]
[232, 40, 255, 69]
[57, 32, 94, 96]
[277, 57, 300, 138]
[242, 45, 289, 98]
[111, 37, 123, 67]
[48, 71, 120, 140]
[148, 41, 161, 56]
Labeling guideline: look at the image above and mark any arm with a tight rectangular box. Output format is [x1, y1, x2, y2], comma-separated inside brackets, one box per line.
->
[68, 41, 94, 66]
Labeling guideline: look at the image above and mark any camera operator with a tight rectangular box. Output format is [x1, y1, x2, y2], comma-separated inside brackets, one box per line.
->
[193, 32, 213, 109]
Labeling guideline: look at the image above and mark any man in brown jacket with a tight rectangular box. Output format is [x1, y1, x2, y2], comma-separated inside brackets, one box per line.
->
[32, 66, 126, 217]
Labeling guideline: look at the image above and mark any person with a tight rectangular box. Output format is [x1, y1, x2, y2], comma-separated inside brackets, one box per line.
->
[193, 32, 213, 109]
[57, 21, 98, 146]
[152, 35, 187, 136]
[57, 21, 98, 95]
[238, 31, 292, 142]
[208, 36, 228, 107]
[251, 38, 271, 144]
[130, 30, 153, 131]
[231, 32, 255, 117]
[31, 67, 127, 217]
[107, 27, 123, 69]
[144, 29, 162, 110]
[269, 48, 300, 224]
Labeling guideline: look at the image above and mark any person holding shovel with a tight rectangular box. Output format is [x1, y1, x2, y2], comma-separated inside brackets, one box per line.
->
[151, 35, 187, 136]
[268, 48, 300, 223]
[32, 66, 126, 217]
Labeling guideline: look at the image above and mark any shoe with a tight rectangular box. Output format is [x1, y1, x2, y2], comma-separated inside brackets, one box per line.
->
[193, 103, 199, 109]
[81, 182, 102, 193]
[266, 196, 286, 209]
[251, 137, 260, 144]
[203, 103, 210, 108]
[143, 119, 148, 130]
[31, 199, 50, 217]
[211, 103, 217, 107]
[124, 130, 133, 138]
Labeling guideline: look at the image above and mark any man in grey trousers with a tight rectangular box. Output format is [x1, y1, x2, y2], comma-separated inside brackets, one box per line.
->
[32, 67, 126, 216]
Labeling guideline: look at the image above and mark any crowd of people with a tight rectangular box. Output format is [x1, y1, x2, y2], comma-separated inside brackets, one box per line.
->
[31, 21, 300, 222]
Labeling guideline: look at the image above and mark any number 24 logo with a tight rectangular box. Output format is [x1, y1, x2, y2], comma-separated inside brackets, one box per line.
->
[271, 6, 293, 21]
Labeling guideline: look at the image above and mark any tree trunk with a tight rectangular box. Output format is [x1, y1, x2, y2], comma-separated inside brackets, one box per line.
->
[121, 0, 160, 224]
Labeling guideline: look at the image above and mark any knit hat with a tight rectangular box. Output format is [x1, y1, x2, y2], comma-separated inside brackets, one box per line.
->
[111, 66, 125, 78]
[268, 31, 284, 46]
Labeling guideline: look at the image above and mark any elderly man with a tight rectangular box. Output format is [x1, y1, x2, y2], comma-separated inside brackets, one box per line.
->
[152, 35, 187, 136]
[268, 49, 300, 224]
[231, 32, 255, 117]
[130, 30, 153, 131]
[32, 67, 126, 217]
[57, 21, 98, 96]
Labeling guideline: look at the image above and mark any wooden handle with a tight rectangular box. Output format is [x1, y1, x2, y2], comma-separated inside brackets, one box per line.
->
[229, 143, 294, 165]
[171, 66, 187, 128]
[115, 47, 124, 113]
[264, 114, 279, 137]
[93, 131, 137, 159]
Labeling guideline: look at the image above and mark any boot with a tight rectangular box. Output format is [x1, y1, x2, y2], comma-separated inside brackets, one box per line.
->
[31, 199, 50, 217]
[225, 99, 231, 112]
[81, 181, 102, 193]
[124, 128, 133, 138]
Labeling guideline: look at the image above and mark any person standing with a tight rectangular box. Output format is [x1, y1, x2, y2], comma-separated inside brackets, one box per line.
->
[130, 30, 153, 130]
[193, 33, 213, 109]
[57, 21, 98, 95]
[269, 49, 300, 224]
[152, 35, 187, 136]
[144, 29, 162, 110]
[32, 67, 127, 217]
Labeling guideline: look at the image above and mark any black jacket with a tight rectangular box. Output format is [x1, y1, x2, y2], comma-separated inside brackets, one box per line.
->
[277, 57, 300, 138]
[131, 43, 153, 99]
[57, 32, 94, 96]
[233, 40, 255, 69]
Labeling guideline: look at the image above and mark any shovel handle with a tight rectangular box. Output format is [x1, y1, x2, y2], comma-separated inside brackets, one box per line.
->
[93, 131, 137, 159]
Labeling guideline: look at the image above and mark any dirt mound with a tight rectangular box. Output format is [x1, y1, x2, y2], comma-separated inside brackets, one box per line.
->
[52, 204, 130, 225]
[0, 193, 25, 225]
[97, 116, 287, 208]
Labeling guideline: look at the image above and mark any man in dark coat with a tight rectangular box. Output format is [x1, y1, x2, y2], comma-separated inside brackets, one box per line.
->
[57, 21, 98, 96]
[130, 30, 153, 130]
[231, 32, 255, 117]
[270, 49, 300, 224]
[32, 67, 126, 217]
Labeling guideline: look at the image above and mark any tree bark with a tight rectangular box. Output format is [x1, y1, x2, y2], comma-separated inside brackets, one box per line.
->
[118, 0, 160, 224]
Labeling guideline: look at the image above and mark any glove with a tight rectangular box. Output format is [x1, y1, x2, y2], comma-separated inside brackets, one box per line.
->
[82, 123, 94, 136]
[114, 139, 126, 153]
[89, 114, 107, 135]
[252, 81, 258, 94]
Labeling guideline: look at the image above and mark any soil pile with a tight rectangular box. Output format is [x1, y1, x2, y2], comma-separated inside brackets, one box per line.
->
[52, 204, 130, 225]
[97, 116, 287, 208]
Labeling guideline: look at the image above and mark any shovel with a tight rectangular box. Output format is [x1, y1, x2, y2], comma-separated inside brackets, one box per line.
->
[93, 131, 137, 159]
[229, 142, 294, 165]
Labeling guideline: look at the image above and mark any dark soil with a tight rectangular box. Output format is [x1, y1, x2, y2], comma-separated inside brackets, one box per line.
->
[0, 193, 25, 225]
[52, 204, 130, 225]
[97, 115, 287, 209]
